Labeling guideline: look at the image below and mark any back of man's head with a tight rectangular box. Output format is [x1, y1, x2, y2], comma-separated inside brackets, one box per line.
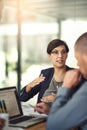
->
[75, 32, 87, 53]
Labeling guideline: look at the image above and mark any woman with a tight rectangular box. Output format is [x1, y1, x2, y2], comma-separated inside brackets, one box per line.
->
[19, 39, 73, 105]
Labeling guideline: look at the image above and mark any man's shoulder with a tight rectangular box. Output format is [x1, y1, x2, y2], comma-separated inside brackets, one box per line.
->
[81, 78, 87, 87]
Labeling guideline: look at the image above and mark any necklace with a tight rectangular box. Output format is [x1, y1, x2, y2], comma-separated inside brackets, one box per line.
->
[53, 78, 63, 89]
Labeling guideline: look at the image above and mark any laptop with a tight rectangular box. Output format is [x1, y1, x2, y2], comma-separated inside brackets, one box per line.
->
[0, 86, 47, 128]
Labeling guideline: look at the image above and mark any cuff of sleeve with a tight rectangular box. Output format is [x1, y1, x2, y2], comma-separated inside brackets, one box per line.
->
[20, 86, 27, 95]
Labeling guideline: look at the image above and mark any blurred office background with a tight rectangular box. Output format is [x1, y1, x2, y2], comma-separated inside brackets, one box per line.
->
[0, 0, 87, 94]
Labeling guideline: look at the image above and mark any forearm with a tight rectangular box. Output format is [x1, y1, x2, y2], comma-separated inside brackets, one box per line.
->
[19, 87, 32, 101]
[25, 82, 34, 92]
[19, 85, 40, 101]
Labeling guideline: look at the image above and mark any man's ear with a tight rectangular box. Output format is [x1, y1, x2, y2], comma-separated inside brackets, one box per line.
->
[84, 51, 87, 56]
[83, 51, 87, 62]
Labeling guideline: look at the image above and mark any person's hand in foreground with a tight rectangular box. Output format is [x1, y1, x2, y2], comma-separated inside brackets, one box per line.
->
[0, 118, 5, 130]
[34, 102, 50, 115]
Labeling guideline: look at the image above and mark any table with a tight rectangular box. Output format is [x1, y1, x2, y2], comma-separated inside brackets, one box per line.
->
[25, 122, 46, 130]
[22, 104, 47, 130]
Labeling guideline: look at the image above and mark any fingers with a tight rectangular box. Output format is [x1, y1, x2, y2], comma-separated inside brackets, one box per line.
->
[63, 69, 82, 88]
[29, 74, 45, 89]
[51, 93, 56, 96]
[26, 74, 45, 92]
[41, 93, 57, 103]
[34, 102, 50, 114]
[34, 74, 45, 85]
[34, 107, 43, 114]
[41, 97, 48, 102]
[34, 103, 44, 113]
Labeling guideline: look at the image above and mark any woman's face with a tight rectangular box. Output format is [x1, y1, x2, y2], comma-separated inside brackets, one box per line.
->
[48, 45, 68, 68]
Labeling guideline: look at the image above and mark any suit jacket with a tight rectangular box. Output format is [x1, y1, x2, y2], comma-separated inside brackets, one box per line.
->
[19, 66, 73, 103]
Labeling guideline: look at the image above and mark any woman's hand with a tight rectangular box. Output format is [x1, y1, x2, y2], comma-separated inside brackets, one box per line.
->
[26, 74, 45, 92]
[41, 93, 57, 103]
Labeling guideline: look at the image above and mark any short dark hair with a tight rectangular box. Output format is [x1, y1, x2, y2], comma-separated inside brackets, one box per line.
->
[75, 32, 87, 53]
[47, 39, 69, 54]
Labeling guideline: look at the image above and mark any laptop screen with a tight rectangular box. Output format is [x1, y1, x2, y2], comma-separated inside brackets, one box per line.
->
[0, 87, 23, 119]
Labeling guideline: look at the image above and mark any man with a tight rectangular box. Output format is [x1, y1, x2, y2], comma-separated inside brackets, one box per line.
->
[46, 32, 87, 130]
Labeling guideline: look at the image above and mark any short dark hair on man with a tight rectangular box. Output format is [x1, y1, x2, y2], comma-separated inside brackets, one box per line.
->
[47, 39, 69, 54]
[75, 32, 87, 53]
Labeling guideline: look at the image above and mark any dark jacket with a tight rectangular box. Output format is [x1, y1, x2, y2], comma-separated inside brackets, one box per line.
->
[19, 66, 73, 103]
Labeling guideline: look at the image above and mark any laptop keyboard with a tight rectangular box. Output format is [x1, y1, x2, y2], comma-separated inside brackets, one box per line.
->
[10, 115, 35, 124]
